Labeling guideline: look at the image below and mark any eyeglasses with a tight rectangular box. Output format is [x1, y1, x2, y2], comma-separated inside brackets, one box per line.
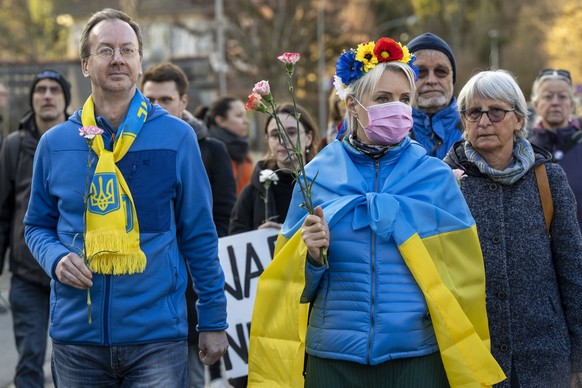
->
[147, 96, 177, 105]
[34, 85, 62, 95]
[267, 129, 302, 141]
[89, 46, 138, 59]
[537, 69, 571, 83]
[461, 107, 515, 123]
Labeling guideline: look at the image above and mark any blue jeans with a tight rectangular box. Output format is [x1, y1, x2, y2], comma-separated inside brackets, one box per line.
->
[52, 340, 188, 387]
[9, 274, 50, 387]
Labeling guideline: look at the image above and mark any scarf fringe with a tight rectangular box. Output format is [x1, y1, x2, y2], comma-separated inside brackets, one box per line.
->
[86, 229, 147, 275]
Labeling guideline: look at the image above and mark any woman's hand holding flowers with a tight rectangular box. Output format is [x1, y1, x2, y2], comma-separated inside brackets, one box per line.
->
[301, 206, 329, 266]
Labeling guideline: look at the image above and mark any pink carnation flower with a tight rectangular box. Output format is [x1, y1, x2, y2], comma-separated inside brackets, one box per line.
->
[245, 92, 263, 112]
[277, 52, 300, 65]
[252, 80, 271, 96]
[79, 126, 104, 140]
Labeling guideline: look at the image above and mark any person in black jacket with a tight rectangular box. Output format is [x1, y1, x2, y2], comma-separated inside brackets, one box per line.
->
[0, 69, 70, 387]
[229, 103, 319, 235]
[142, 62, 236, 388]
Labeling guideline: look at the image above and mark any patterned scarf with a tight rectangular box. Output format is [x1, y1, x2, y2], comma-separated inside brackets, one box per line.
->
[464, 137, 535, 185]
[81, 91, 148, 275]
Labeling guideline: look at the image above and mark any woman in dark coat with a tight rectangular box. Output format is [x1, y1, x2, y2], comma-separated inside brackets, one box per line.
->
[528, 69, 582, 231]
[444, 69, 582, 387]
[229, 103, 319, 235]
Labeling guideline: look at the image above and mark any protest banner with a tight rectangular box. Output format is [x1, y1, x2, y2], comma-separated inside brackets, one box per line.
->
[219, 228, 279, 379]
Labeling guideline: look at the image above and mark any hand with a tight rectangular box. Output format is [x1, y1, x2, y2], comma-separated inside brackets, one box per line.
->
[570, 372, 582, 388]
[198, 331, 228, 366]
[258, 221, 282, 230]
[301, 206, 329, 265]
[55, 252, 93, 289]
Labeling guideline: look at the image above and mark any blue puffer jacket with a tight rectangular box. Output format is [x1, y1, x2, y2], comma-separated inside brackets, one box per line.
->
[24, 95, 227, 345]
[298, 138, 444, 365]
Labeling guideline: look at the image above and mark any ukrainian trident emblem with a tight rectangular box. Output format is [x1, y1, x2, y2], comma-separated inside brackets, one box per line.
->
[88, 173, 120, 214]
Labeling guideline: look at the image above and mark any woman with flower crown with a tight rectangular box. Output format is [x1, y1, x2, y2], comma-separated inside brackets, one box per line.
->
[229, 103, 319, 235]
[248, 37, 505, 388]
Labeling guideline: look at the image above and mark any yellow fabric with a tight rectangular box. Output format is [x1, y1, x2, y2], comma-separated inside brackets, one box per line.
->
[399, 226, 505, 387]
[248, 226, 506, 388]
[248, 233, 309, 388]
[81, 96, 146, 275]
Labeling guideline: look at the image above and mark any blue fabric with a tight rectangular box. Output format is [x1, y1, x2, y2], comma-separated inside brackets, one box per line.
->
[284, 137, 476, 365]
[24, 92, 227, 345]
[51, 340, 188, 387]
[9, 275, 50, 387]
[411, 99, 462, 159]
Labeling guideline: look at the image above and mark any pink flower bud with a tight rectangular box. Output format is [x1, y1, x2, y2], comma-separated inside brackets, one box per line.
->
[252, 80, 271, 96]
[277, 52, 300, 65]
[79, 126, 104, 140]
[452, 169, 467, 182]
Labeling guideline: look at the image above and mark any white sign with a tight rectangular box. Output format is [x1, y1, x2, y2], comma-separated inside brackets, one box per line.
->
[219, 228, 279, 379]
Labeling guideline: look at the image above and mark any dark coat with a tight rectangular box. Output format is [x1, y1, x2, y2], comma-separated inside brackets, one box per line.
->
[529, 121, 582, 231]
[445, 141, 582, 387]
[229, 160, 295, 235]
[0, 112, 50, 287]
[184, 112, 236, 238]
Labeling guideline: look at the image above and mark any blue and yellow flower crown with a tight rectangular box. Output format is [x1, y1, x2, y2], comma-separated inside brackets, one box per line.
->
[333, 37, 418, 101]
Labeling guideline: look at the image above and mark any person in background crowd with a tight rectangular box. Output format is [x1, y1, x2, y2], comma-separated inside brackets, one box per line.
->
[203, 96, 252, 196]
[0, 81, 7, 147]
[407, 32, 463, 159]
[24, 9, 228, 386]
[444, 69, 582, 387]
[317, 90, 345, 150]
[528, 68, 582, 231]
[0, 69, 70, 388]
[249, 37, 504, 388]
[141, 62, 235, 388]
[229, 103, 319, 235]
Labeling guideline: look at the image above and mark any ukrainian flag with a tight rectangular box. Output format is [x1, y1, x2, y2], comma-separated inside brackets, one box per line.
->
[248, 139, 505, 388]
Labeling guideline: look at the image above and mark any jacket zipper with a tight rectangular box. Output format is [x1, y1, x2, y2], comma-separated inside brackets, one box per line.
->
[367, 159, 379, 362]
[104, 275, 111, 345]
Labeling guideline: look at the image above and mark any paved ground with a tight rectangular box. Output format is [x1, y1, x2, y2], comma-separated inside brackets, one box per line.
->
[0, 271, 54, 388]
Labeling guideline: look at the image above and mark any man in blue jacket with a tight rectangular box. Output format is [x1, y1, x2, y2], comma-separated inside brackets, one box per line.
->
[408, 32, 463, 159]
[24, 8, 228, 386]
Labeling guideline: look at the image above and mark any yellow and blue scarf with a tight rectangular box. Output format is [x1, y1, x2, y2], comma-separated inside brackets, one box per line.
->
[81, 91, 148, 275]
[248, 139, 506, 387]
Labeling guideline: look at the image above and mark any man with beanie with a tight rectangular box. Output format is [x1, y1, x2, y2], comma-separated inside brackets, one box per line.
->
[0, 68, 70, 386]
[407, 32, 463, 159]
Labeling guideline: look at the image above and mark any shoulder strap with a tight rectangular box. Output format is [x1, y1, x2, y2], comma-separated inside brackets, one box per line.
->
[534, 163, 553, 235]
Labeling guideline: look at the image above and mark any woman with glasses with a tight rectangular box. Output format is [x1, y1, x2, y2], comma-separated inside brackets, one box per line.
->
[444, 69, 582, 387]
[528, 68, 582, 231]
[229, 103, 318, 234]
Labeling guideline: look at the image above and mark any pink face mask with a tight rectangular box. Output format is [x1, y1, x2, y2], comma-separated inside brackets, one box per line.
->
[356, 100, 413, 145]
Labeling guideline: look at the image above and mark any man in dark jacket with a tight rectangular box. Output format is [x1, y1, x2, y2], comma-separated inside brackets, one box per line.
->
[142, 62, 236, 388]
[0, 69, 70, 387]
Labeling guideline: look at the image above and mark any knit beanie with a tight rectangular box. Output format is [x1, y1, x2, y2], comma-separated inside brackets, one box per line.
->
[29, 69, 71, 114]
[408, 33, 456, 84]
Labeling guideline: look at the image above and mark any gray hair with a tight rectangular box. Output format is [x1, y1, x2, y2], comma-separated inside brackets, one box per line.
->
[79, 8, 143, 59]
[457, 69, 528, 138]
[345, 61, 416, 136]
[530, 74, 574, 104]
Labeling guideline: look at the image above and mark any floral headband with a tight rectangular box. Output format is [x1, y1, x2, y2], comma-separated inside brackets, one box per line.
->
[333, 37, 418, 101]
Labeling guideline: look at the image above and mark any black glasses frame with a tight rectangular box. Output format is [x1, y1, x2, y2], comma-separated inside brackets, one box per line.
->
[460, 108, 515, 123]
